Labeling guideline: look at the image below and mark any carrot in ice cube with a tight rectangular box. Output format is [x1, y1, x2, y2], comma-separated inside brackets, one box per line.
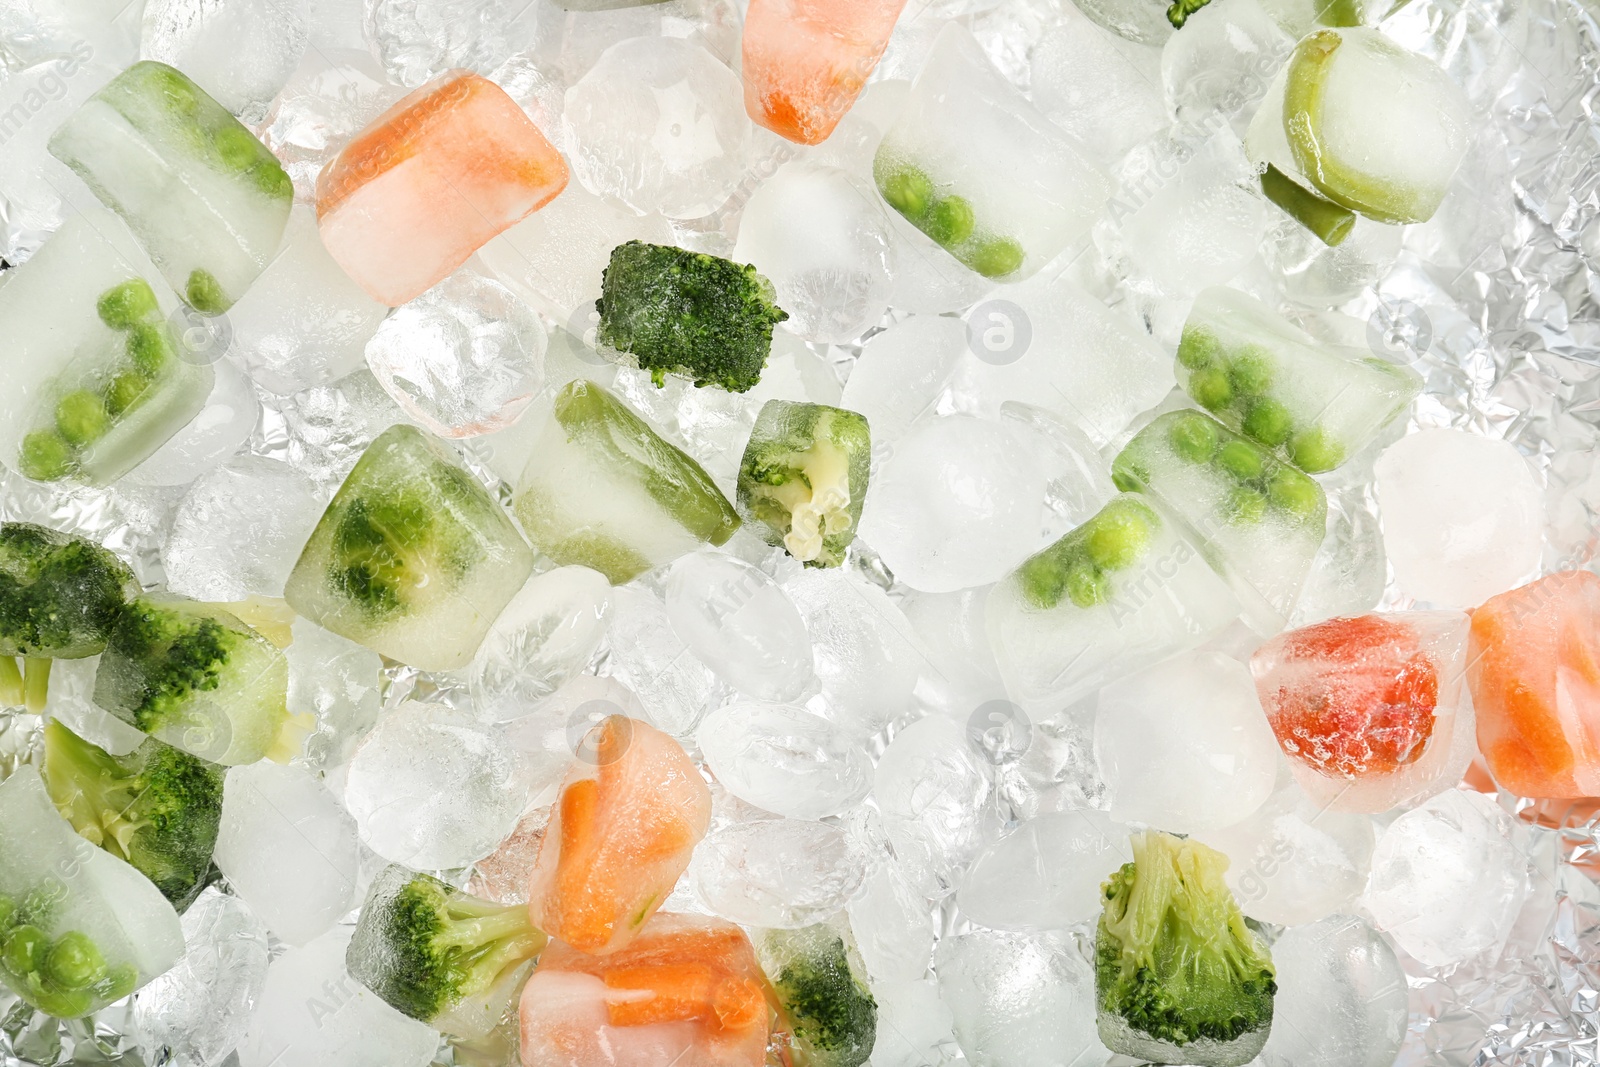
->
[316, 70, 568, 306]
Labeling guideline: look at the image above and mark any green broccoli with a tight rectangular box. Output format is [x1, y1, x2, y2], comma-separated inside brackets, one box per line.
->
[0, 523, 138, 711]
[1095, 831, 1276, 1067]
[39, 719, 223, 911]
[0, 881, 138, 1019]
[756, 921, 877, 1067]
[737, 401, 871, 568]
[594, 240, 788, 393]
[346, 865, 548, 1040]
[93, 596, 292, 766]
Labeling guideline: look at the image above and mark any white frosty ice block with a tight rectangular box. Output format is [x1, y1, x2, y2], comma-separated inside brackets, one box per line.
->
[986, 494, 1240, 712]
[49, 60, 293, 313]
[0, 214, 212, 486]
[285, 424, 536, 671]
[0, 766, 183, 1019]
[1113, 410, 1326, 635]
[872, 23, 1109, 282]
[1177, 286, 1420, 472]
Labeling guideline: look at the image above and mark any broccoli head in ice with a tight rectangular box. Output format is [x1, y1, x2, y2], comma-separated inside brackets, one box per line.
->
[347, 865, 548, 1039]
[759, 923, 877, 1067]
[737, 401, 871, 568]
[1095, 830, 1276, 1067]
[595, 240, 788, 393]
[40, 719, 223, 910]
[0, 523, 137, 710]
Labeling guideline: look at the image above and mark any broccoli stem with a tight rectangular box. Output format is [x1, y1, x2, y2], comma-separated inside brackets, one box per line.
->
[1167, 0, 1212, 27]
[1260, 165, 1355, 247]
[0, 657, 22, 708]
[23, 658, 52, 713]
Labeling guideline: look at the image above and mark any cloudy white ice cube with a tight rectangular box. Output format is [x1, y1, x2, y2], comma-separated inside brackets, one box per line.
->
[1258, 915, 1409, 1067]
[696, 701, 872, 819]
[692, 817, 866, 928]
[662, 551, 814, 703]
[470, 565, 613, 723]
[959, 808, 1133, 929]
[604, 584, 726, 737]
[873, 716, 995, 897]
[1030, 2, 1166, 163]
[140, 0, 309, 124]
[839, 314, 965, 447]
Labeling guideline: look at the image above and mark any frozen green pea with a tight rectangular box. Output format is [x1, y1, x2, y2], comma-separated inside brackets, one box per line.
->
[963, 236, 1025, 279]
[1216, 440, 1265, 482]
[1289, 426, 1345, 473]
[1241, 398, 1293, 447]
[96, 280, 159, 330]
[96, 963, 139, 1002]
[1189, 366, 1233, 412]
[43, 931, 105, 991]
[880, 166, 934, 220]
[1177, 328, 1221, 371]
[1228, 349, 1274, 396]
[1168, 413, 1218, 463]
[1085, 504, 1154, 570]
[127, 323, 175, 376]
[33, 986, 94, 1019]
[19, 431, 73, 481]
[1066, 562, 1112, 609]
[251, 161, 293, 200]
[144, 64, 198, 117]
[213, 124, 260, 172]
[2, 924, 47, 976]
[105, 372, 151, 416]
[923, 195, 975, 248]
[1225, 486, 1267, 525]
[185, 269, 229, 314]
[1267, 467, 1321, 520]
[55, 391, 110, 446]
[0, 896, 15, 931]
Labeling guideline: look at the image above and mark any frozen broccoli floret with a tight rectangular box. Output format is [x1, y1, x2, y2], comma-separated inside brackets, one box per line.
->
[756, 922, 877, 1067]
[0, 883, 140, 1019]
[346, 865, 548, 1040]
[0, 523, 138, 711]
[1095, 831, 1276, 1067]
[595, 240, 789, 393]
[94, 596, 292, 766]
[40, 719, 223, 911]
[737, 401, 871, 568]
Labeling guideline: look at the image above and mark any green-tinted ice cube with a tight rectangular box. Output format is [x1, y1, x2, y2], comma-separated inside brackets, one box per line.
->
[755, 920, 877, 1067]
[737, 401, 871, 569]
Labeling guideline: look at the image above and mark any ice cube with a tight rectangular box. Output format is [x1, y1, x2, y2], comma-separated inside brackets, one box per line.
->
[344, 702, 527, 869]
[870, 978, 957, 1067]
[839, 315, 965, 447]
[0, 213, 213, 487]
[662, 550, 814, 702]
[1372, 428, 1543, 609]
[874, 716, 995, 896]
[132, 887, 270, 1067]
[847, 842, 935, 982]
[1289, 482, 1387, 626]
[735, 400, 871, 568]
[259, 48, 408, 201]
[368, 0, 540, 86]
[696, 701, 871, 819]
[364, 270, 546, 439]
[163, 456, 328, 602]
[140, 0, 309, 124]
[783, 568, 927, 737]
[563, 35, 752, 219]
[316, 70, 568, 306]
[0, 766, 183, 1018]
[1176, 287, 1421, 473]
[692, 816, 866, 928]
[952, 273, 1176, 446]
[1030, 2, 1166, 163]
[987, 494, 1240, 711]
[510, 381, 741, 585]
[732, 162, 895, 344]
[1264, 213, 1403, 307]
[959, 809, 1134, 930]
[1096, 649, 1278, 833]
[1197, 780, 1375, 926]
[50, 61, 293, 314]
[740, 0, 906, 144]
[501, 674, 650, 800]
[285, 424, 536, 671]
[236, 925, 439, 1067]
[935, 927, 1108, 1067]
[1251, 611, 1477, 812]
[277, 368, 414, 488]
[601, 584, 724, 737]
[288, 617, 384, 770]
[884, 208, 997, 315]
[470, 565, 613, 723]
[479, 182, 676, 324]
[1113, 410, 1327, 633]
[858, 415, 1049, 593]
[226, 206, 391, 396]
[213, 761, 359, 946]
[121, 356, 260, 488]
[873, 23, 1108, 281]
[1159, 0, 1291, 122]
[1258, 915, 1408, 1067]
[1363, 788, 1528, 967]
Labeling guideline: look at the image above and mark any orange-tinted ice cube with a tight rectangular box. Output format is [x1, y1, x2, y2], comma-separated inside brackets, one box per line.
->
[741, 0, 908, 145]
[527, 716, 712, 955]
[1468, 570, 1600, 798]
[316, 70, 568, 306]
[519, 912, 771, 1067]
